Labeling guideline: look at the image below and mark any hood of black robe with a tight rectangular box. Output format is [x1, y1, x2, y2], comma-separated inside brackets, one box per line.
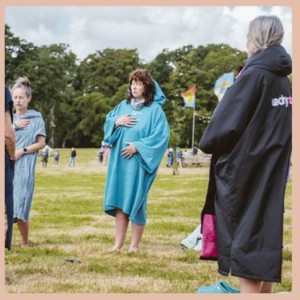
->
[244, 44, 292, 77]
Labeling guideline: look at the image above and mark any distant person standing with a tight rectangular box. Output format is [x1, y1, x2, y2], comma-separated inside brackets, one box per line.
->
[182, 149, 188, 159]
[69, 147, 77, 167]
[12, 77, 46, 247]
[192, 145, 198, 156]
[41, 145, 49, 167]
[166, 147, 174, 167]
[176, 146, 182, 168]
[5, 86, 16, 250]
[53, 150, 60, 165]
[98, 146, 104, 164]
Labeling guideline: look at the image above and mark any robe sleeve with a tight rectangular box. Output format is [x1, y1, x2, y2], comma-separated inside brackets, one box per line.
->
[103, 102, 124, 145]
[199, 69, 263, 155]
[132, 107, 170, 174]
[34, 116, 46, 141]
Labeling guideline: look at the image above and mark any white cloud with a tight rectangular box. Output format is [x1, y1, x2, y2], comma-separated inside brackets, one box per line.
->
[5, 6, 292, 62]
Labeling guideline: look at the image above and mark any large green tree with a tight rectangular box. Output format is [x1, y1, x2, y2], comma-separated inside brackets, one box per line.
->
[5, 25, 78, 147]
[67, 84, 129, 147]
[152, 44, 247, 147]
[29, 44, 77, 147]
[75, 48, 141, 97]
[5, 24, 38, 84]
[6, 25, 249, 148]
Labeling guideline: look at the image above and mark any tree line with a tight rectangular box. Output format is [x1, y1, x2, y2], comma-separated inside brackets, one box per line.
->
[5, 24, 248, 148]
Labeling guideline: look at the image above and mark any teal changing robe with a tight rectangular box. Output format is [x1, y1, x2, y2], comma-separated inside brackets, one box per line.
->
[103, 82, 169, 225]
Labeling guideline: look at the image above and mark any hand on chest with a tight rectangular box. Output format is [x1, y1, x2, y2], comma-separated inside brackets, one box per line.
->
[123, 109, 151, 136]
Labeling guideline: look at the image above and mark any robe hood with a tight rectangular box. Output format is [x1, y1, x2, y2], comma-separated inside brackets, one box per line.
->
[153, 80, 166, 106]
[245, 44, 292, 77]
[16, 109, 43, 119]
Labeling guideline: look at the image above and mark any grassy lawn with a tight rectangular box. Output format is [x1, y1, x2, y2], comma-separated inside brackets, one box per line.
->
[5, 149, 292, 293]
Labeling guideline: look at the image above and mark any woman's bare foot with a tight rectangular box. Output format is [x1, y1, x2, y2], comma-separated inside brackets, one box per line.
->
[110, 245, 123, 252]
[128, 247, 139, 253]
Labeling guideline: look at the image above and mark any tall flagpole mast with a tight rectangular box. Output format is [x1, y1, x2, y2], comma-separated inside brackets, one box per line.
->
[192, 106, 195, 148]
[192, 86, 196, 149]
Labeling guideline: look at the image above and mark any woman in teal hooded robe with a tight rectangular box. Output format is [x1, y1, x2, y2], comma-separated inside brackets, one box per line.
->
[103, 69, 169, 252]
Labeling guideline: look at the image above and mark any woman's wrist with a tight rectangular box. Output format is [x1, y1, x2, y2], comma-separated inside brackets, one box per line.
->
[115, 119, 123, 128]
[23, 147, 29, 154]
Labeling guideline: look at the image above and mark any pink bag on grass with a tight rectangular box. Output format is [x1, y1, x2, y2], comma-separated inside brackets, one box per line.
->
[200, 214, 218, 260]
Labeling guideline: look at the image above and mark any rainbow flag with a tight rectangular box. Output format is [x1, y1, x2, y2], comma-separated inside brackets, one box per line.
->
[214, 72, 234, 101]
[181, 85, 196, 108]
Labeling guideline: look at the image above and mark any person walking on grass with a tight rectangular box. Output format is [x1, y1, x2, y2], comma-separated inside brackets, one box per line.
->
[103, 69, 169, 253]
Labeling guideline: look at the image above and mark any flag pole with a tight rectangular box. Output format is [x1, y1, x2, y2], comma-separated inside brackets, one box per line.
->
[192, 106, 195, 148]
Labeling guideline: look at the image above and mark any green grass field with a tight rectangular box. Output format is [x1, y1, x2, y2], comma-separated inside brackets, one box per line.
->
[5, 149, 292, 293]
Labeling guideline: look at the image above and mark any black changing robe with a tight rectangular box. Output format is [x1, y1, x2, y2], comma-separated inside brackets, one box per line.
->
[199, 44, 292, 282]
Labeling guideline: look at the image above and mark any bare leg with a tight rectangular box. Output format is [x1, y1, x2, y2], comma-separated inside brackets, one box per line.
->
[261, 282, 273, 293]
[239, 278, 263, 293]
[129, 222, 145, 252]
[17, 219, 29, 247]
[113, 209, 129, 250]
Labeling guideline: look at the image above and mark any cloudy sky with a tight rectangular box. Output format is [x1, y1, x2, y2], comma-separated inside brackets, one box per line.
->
[5, 6, 292, 62]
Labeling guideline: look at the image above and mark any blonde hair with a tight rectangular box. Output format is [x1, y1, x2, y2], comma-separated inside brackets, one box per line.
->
[12, 76, 32, 100]
[247, 15, 284, 54]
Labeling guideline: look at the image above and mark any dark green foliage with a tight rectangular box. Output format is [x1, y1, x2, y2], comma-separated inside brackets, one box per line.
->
[5, 25, 251, 147]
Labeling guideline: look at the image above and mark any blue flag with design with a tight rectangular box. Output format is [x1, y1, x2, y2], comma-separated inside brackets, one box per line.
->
[214, 72, 234, 101]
